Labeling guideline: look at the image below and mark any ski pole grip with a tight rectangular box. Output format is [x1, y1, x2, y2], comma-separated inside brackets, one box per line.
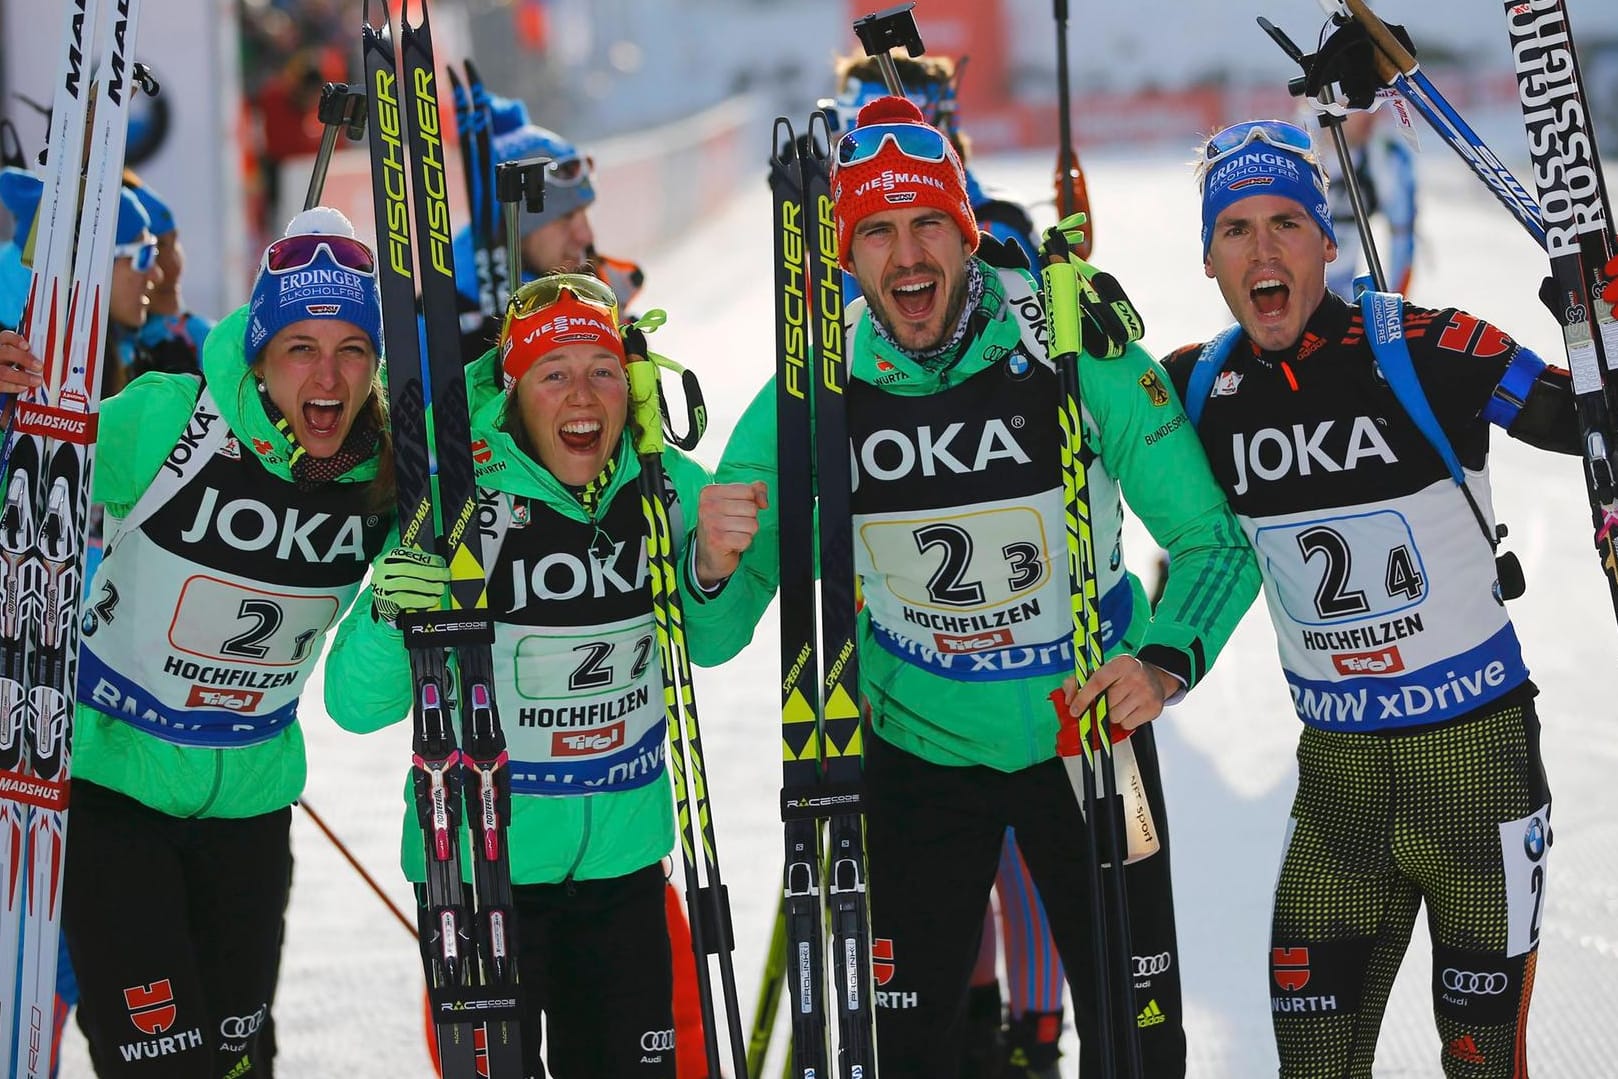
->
[1040, 231, 1084, 360]
[1343, 0, 1416, 79]
[624, 328, 666, 457]
[1050, 688, 1127, 756]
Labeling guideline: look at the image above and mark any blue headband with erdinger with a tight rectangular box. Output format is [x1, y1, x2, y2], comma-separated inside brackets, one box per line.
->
[1200, 144, 1335, 258]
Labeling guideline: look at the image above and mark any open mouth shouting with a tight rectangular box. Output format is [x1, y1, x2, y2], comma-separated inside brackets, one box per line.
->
[559, 417, 603, 455]
[302, 397, 347, 444]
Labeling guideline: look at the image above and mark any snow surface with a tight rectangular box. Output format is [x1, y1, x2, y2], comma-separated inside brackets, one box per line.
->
[60, 143, 1618, 1077]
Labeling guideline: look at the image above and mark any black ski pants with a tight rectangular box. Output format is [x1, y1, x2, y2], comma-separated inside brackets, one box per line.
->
[62, 779, 290, 1079]
[865, 725, 1186, 1078]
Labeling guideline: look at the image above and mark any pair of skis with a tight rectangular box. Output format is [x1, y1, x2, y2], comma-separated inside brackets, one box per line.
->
[0, 1, 143, 1076]
[359, 3, 521, 1076]
[766, 113, 878, 1079]
[1290, 0, 1618, 631]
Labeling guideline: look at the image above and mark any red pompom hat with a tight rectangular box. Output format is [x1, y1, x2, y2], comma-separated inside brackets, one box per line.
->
[829, 95, 979, 271]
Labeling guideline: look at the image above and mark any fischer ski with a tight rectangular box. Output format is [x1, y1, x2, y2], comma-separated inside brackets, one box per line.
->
[1, 0, 143, 1076]
[767, 111, 878, 1079]
[361, 2, 522, 1075]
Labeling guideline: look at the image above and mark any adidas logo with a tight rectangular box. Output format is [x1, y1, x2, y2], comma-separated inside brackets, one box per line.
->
[1136, 999, 1166, 1028]
[1447, 1035, 1486, 1064]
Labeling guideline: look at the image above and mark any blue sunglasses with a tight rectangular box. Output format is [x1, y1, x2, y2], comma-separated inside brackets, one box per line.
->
[835, 122, 950, 168]
[113, 237, 158, 274]
[1205, 120, 1315, 166]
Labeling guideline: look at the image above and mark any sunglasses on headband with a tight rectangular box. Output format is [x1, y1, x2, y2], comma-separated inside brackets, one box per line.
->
[1204, 120, 1316, 167]
[835, 122, 950, 168]
[504, 272, 619, 325]
[262, 233, 377, 275]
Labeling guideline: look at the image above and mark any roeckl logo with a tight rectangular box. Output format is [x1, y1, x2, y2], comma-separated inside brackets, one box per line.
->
[1271, 947, 1310, 991]
[125, 980, 178, 1036]
[1332, 647, 1404, 676]
[186, 685, 264, 712]
[552, 722, 625, 757]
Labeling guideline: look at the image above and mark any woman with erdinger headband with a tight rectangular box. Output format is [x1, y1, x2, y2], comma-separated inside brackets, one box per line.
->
[324, 273, 739, 1077]
[0, 206, 394, 1077]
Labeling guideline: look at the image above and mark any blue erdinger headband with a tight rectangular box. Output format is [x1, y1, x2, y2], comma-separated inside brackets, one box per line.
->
[1200, 144, 1335, 258]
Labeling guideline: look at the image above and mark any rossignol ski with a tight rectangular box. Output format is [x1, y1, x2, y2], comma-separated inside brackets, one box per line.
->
[1, 1, 142, 1076]
[361, 2, 522, 1075]
[1501, 0, 1618, 615]
[767, 112, 878, 1079]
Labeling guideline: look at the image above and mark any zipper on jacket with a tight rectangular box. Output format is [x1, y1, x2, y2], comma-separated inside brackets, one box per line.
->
[563, 796, 594, 884]
[192, 748, 226, 817]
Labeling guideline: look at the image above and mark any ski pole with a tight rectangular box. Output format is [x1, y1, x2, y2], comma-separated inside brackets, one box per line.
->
[303, 82, 366, 213]
[746, 897, 788, 1077]
[495, 157, 547, 304]
[1259, 17, 1388, 292]
[1052, 0, 1095, 258]
[1041, 226, 1143, 1079]
[297, 799, 415, 937]
[624, 321, 752, 1079]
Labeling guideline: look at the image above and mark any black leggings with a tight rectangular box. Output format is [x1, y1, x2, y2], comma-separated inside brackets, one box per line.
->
[1270, 694, 1552, 1078]
[62, 780, 290, 1079]
[864, 726, 1185, 1078]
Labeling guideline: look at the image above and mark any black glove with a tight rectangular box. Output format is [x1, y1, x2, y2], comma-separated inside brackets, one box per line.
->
[1040, 214, 1146, 360]
[1303, 18, 1417, 109]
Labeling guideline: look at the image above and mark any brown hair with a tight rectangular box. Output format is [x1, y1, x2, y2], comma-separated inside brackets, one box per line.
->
[243, 360, 396, 512]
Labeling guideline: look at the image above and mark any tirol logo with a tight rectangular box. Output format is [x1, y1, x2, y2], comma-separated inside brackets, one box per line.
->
[185, 685, 264, 712]
[125, 980, 178, 1036]
[1271, 947, 1310, 991]
[1332, 647, 1404, 676]
[552, 721, 626, 757]
[935, 629, 1012, 653]
[871, 937, 895, 985]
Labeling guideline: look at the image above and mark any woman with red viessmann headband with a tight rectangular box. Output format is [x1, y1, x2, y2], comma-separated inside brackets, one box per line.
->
[323, 273, 745, 1076]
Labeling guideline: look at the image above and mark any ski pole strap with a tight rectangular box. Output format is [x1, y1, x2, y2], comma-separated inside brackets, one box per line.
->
[1480, 347, 1547, 430]
[1359, 290, 1464, 484]
[1183, 323, 1244, 429]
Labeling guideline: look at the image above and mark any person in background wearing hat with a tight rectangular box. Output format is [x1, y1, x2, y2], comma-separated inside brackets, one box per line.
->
[687, 96, 1259, 1078]
[0, 205, 394, 1077]
[119, 172, 216, 380]
[829, 50, 1059, 1078]
[1163, 118, 1603, 1077]
[324, 272, 741, 1076]
[453, 96, 645, 366]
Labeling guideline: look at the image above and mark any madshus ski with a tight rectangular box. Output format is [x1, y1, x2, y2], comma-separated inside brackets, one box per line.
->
[0, 0, 143, 1076]
[768, 112, 878, 1079]
[361, 2, 522, 1076]
[1501, 0, 1618, 604]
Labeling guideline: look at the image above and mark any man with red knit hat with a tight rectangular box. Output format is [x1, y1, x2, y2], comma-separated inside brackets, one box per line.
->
[691, 96, 1259, 1076]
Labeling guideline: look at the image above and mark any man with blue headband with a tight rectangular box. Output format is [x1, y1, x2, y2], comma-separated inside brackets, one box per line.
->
[1164, 118, 1609, 1077]
[118, 172, 215, 380]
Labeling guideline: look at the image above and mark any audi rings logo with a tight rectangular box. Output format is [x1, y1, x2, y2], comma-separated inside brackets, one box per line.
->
[641, 1028, 676, 1052]
[1133, 952, 1172, 978]
[1441, 969, 1509, 995]
[219, 1005, 266, 1040]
